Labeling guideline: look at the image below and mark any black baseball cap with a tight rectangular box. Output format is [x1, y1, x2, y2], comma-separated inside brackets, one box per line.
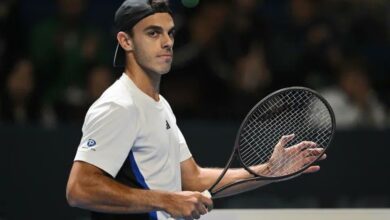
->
[113, 0, 172, 67]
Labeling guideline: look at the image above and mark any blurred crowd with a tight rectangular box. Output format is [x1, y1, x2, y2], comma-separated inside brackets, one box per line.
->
[0, 0, 389, 129]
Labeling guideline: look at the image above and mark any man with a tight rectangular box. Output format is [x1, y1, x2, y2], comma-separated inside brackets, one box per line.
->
[66, 1, 325, 219]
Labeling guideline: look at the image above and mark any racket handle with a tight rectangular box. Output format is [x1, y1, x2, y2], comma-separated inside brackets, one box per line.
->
[201, 190, 213, 211]
[201, 190, 212, 198]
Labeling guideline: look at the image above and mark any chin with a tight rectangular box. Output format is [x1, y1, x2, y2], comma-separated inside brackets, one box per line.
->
[157, 65, 172, 75]
[161, 68, 171, 75]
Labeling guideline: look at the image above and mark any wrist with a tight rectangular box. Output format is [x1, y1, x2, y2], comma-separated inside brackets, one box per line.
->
[153, 191, 172, 212]
[251, 163, 269, 175]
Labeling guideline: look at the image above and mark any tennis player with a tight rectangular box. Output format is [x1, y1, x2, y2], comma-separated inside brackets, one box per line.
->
[66, 1, 325, 219]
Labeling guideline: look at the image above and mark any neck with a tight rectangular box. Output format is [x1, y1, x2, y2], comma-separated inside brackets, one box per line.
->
[124, 65, 161, 101]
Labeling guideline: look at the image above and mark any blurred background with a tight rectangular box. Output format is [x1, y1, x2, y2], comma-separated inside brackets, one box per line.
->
[0, 0, 389, 219]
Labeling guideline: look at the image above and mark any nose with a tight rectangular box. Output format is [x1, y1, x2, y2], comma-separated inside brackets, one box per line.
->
[162, 33, 174, 50]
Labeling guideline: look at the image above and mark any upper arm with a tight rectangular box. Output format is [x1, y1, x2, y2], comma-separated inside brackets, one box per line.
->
[68, 161, 107, 184]
[66, 161, 107, 204]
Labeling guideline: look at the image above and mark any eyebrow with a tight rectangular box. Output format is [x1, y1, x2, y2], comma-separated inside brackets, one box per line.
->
[143, 25, 176, 33]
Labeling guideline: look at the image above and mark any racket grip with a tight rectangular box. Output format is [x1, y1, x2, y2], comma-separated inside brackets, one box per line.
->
[201, 190, 213, 211]
[201, 190, 212, 198]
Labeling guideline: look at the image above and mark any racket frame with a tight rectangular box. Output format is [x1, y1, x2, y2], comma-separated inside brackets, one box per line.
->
[208, 87, 336, 197]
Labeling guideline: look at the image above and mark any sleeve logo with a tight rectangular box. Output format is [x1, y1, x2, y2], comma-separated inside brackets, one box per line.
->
[79, 139, 97, 151]
[87, 139, 97, 147]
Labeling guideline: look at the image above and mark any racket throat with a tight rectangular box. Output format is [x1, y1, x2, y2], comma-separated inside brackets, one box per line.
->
[208, 151, 238, 193]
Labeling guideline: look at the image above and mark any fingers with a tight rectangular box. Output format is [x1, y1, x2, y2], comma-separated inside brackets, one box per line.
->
[290, 147, 326, 172]
[191, 192, 213, 218]
[168, 191, 213, 220]
[192, 209, 201, 219]
[280, 134, 295, 145]
[303, 155, 319, 164]
[290, 141, 318, 152]
[302, 153, 327, 173]
[271, 135, 328, 176]
[303, 165, 320, 173]
[196, 202, 208, 215]
[304, 148, 326, 160]
[301, 149, 326, 165]
[307, 147, 323, 155]
[199, 193, 213, 212]
[184, 211, 200, 220]
[190, 193, 211, 219]
[276, 134, 295, 149]
[277, 135, 320, 154]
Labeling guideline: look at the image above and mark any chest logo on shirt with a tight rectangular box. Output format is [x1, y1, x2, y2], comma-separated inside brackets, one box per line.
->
[166, 120, 171, 130]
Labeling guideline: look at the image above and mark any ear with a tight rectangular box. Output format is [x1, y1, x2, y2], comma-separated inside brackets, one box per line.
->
[117, 31, 133, 51]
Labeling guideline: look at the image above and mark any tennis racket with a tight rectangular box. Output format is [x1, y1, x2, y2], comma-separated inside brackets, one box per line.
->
[204, 87, 335, 199]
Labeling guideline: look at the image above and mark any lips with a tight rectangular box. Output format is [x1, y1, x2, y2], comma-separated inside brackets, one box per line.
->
[158, 54, 173, 58]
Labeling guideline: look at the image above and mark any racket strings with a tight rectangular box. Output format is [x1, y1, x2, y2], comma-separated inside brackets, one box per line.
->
[242, 109, 304, 170]
[240, 94, 301, 162]
[258, 101, 330, 174]
[238, 90, 332, 177]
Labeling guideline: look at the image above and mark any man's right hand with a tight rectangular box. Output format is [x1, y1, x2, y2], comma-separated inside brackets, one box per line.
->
[162, 191, 213, 219]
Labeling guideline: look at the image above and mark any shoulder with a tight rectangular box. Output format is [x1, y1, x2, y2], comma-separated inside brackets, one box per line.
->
[100, 78, 138, 108]
[84, 80, 140, 125]
[160, 95, 173, 112]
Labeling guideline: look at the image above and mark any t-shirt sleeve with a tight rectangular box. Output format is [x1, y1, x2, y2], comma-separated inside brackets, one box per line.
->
[74, 101, 138, 177]
[177, 127, 192, 162]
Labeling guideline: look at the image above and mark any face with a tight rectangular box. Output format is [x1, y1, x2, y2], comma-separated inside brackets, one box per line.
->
[129, 13, 175, 75]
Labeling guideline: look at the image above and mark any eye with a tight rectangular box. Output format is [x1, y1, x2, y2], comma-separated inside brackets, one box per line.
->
[148, 31, 159, 38]
[169, 30, 176, 39]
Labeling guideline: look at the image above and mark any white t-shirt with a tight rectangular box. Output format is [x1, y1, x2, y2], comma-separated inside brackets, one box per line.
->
[74, 73, 192, 220]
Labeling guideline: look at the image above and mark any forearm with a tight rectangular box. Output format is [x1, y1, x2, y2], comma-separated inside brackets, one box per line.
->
[181, 158, 272, 197]
[189, 167, 271, 199]
[183, 166, 269, 191]
[67, 164, 168, 214]
[198, 166, 270, 190]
